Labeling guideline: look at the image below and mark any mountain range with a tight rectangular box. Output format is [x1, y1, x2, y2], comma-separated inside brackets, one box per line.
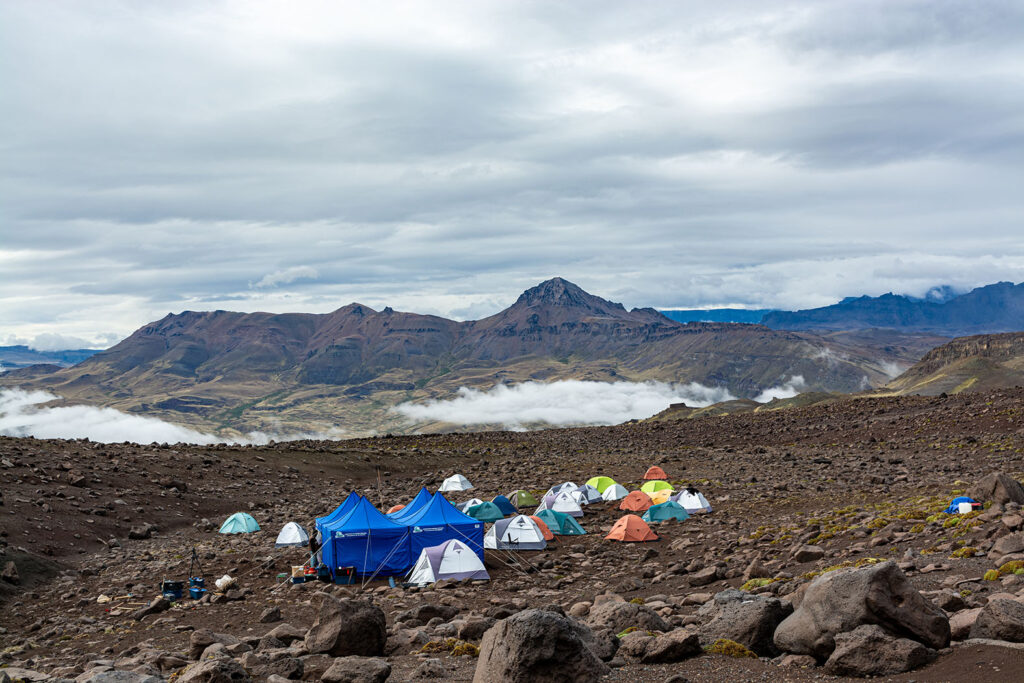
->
[0, 278, 944, 437]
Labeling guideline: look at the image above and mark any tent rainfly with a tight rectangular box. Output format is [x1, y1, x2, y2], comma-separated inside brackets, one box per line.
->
[508, 489, 539, 508]
[649, 489, 672, 505]
[440, 474, 474, 491]
[585, 476, 617, 493]
[544, 481, 578, 498]
[459, 498, 485, 512]
[601, 484, 629, 502]
[274, 522, 309, 547]
[219, 512, 260, 534]
[539, 491, 584, 517]
[619, 490, 653, 513]
[606, 514, 659, 542]
[465, 501, 505, 523]
[407, 539, 489, 585]
[640, 480, 674, 494]
[642, 501, 691, 524]
[528, 516, 555, 541]
[535, 508, 586, 535]
[484, 515, 548, 550]
[674, 488, 713, 514]
[573, 484, 604, 504]
[644, 466, 668, 480]
[490, 495, 518, 516]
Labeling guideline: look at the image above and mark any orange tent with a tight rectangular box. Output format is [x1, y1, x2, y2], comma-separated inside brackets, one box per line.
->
[386, 504, 405, 514]
[529, 516, 555, 541]
[606, 514, 659, 542]
[644, 465, 668, 480]
[619, 490, 653, 512]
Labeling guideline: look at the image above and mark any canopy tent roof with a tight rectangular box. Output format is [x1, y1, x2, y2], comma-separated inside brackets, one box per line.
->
[508, 489, 539, 507]
[642, 501, 691, 523]
[535, 508, 586, 535]
[585, 476, 617, 493]
[275, 522, 309, 547]
[606, 514, 659, 542]
[316, 493, 362, 529]
[402, 493, 486, 559]
[407, 539, 489, 586]
[220, 512, 260, 534]
[439, 474, 474, 491]
[619, 490, 653, 512]
[319, 496, 411, 576]
[644, 466, 668, 480]
[388, 487, 433, 520]
[602, 484, 629, 502]
[640, 480, 674, 494]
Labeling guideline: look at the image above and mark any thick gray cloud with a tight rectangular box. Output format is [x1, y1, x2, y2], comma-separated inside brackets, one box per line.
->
[2, 0, 1023, 347]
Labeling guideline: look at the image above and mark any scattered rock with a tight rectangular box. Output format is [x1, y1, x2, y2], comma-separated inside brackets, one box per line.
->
[969, 598, 1024, 642]
[177, 658, 252, 682]
[1, 561, 20, 585]
[320, 656, 392, 683]
[823, 624, 935, 676]
[586, 598, 668, 634]
[792, 545, 825, 563]
[970, 472, 1024, 506]
[132, 597, 170, 622]
[304, 594, 387, 657]
[698, 589, 792, 656]
[258, 606, 281, 623]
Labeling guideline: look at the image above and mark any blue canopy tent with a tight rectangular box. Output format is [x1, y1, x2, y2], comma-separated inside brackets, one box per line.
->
[316, 493, 362, 530]
[319, 497, 411, 578]
[401, 493, 486, 560]
[388, 487, 434, 521]
[490, 495, 518, 516]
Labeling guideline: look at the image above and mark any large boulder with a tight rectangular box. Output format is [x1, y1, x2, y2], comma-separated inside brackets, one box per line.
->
[773, 561, 949, 660]
[320, 657, 391, 683]
[969, 599, 1024, 642]
[618, 629, 702, 663]
[304, 594, 387, 657]
[188, 629, 241, 660]
[969, 473, 1024, 505]
[823, 624, 935, 676]
[395, 604, 460, 627]
[473, 608, 609, 683]
[176, 658, 251, 683]
[697, 589, 792, 656]
[988, 533, 1024, 563]
[585, 599, 668, 634]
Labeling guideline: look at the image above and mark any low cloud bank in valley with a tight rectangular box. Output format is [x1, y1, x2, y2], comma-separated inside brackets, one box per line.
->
[394, 380, 738, 429]
[754, 376, 808, 403]
[0, 388, 342, 445]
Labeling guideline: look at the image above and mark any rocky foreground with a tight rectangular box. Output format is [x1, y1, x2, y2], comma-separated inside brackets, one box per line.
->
[2, 389, 1024, 681]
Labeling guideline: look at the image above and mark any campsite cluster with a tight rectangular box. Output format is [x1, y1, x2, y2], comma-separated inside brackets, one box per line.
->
[2, 388, 1024, 681]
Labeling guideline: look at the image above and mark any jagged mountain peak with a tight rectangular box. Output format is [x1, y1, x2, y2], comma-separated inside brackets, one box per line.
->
[513, 277, 627, 315]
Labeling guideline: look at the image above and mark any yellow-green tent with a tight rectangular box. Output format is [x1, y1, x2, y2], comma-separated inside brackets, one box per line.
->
[640, 480, 674, 494]
[585, 476, 617, 493]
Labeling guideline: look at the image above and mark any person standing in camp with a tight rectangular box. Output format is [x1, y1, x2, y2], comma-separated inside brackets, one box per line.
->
[308, 521, 322, 567]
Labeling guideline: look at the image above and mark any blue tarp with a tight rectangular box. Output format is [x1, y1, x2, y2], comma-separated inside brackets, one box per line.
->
[388, 487, 434, 521]
[319, 496, 411, 577]
[402, 493, 485, 560]
[490, 495, 518, 516]
[944, 496, 981, 514]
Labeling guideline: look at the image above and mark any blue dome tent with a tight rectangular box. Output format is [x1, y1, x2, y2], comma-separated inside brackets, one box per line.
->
[319, 497, 411, 578]
[490, 495, 518, 516]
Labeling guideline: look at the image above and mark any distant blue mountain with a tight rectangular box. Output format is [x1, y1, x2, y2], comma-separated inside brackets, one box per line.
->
[659, 309, 775, 324]
[0, 345, 102, 371]
[762, 282, 1024, 336]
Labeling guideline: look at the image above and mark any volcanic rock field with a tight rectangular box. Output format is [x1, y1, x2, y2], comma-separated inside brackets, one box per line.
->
[3, 388, 1024, 681]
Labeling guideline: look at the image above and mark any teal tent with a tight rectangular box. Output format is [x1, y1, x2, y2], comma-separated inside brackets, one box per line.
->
[536, 508, 586, 535]
[642, 501, 690, 524]
[219, 512, 260, 534]
[465, 502, 505, 523]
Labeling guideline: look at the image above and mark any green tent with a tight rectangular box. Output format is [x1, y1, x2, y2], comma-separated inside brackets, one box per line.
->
[642, 501, 690, 523]
[536, 508, 586, 535]
[585, 476, 617, 494]
[508, 489, 539, 508]
[465, 501, 505, 523]
[640, 480, 674, 494]
[219, 512, 260, 534]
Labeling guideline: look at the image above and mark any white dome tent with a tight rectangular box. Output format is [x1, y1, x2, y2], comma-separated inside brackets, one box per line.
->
[573, 484, 603, 505]
[274, 522, 310, 548]
[544, 481, 577, 498]
[484, 515, 548, 550]
[601, 484, 629, 502]
[538, 491, 584, 518]
[439, 474, 474, 492]
[675, 488, 713, 514]
[408, 539, 489, 585]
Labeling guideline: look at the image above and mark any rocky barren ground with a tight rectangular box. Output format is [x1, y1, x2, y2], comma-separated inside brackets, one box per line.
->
[3, 389, 1024, 681]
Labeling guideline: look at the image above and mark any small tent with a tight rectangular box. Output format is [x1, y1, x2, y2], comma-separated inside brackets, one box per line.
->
[573, 484, 604, 504]
[484, 515, 548, 550]
[528, 516, 555, 541]
[490, 495, 518, 516]
[508, 489, 539, 508]
[649, 489, 672, 505]
[619, 491, 653, 513]
[642, 501, 691, 524]
[540, 491, 584, 517]
[536, 508, 586, 536]
[674, 488, 712, 514]
[606, 514, 659, 542]
[459, 498, 485, 512]
[465, 501, 505, 523]
[407, 539, 489, 586]
[944, 496, 982, 514]
[545, 481, 578, 498]
[644, 466, 668, 480]
[440, 474, 474, 491]
[585, 476, 617, 493]
[275, 522, 309, 547]
[602, 484, 629, 502]
[386, 504, 405, 515]
[220, 512, 260, 534]
[640, 480, 674, 494]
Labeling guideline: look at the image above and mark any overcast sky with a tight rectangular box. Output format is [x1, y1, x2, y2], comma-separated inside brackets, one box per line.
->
[3, 0, 1023, 350]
